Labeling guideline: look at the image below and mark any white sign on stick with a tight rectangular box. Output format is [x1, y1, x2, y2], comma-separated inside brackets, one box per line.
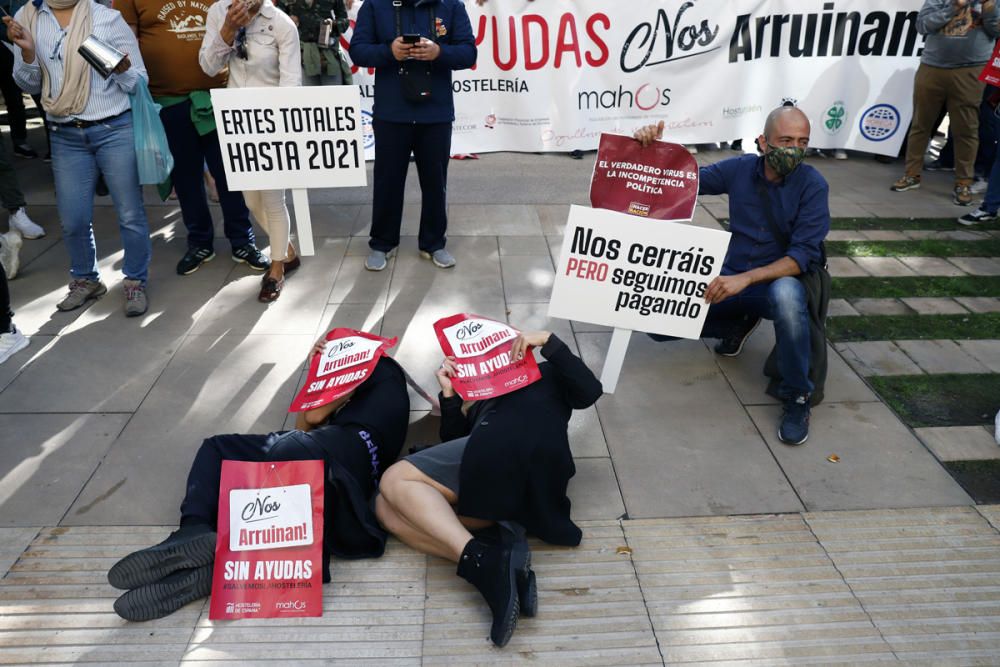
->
[548, 206, 731, 340]
[211, 86, 367, 191]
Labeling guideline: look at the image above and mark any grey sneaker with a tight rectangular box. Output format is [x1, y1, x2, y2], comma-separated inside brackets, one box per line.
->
[365, 248, 395, 272]
[57, 278, 108, 311]
[123, 279, 148, 317]
[420, 248, 456, 268]
[0, 231, 22, 279]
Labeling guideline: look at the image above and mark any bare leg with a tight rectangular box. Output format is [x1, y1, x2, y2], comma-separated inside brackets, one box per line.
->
[376, 461, 473, 562]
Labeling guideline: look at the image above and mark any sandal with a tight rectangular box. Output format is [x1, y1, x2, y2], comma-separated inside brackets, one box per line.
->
[258, 275, 284, 302]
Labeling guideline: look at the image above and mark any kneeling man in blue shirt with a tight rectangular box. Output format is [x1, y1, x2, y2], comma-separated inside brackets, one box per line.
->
[635, 106, 830, 445]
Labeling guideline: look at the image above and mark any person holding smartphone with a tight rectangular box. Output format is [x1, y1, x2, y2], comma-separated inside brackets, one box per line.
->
[349, 0, 476, 272]
[199, 0, 302, 302]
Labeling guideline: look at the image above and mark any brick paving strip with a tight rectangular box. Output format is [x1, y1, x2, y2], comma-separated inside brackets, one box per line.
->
[3, 511, 1000, 664]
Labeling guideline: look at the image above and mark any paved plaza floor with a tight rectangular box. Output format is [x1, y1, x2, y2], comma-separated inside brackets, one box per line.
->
[2, 128, 1000, 664]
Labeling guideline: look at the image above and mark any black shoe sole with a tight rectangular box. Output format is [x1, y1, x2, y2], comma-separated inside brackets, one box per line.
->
[491, 542, 528, 647]
[113, 565, 212, 622]
[108, 530, 216, 590]
[715, 318, 761, 357]
[177, 252, 216, 276]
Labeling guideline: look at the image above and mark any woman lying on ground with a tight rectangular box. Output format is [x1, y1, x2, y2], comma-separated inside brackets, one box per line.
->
[107, 347, 410, 621]
[375, 330, 603, 647]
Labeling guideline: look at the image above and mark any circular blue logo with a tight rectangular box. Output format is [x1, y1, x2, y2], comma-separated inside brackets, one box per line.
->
[859, 104, 900, 142]
[361, 110, 375, 150]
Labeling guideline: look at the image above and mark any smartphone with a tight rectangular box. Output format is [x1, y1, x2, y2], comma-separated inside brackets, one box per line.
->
[402, 33, 421, 44]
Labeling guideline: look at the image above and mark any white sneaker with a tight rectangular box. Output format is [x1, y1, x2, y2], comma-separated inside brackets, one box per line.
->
[0, 231, 22, 279]
[9, 208, 44, 239]
[832, 149, 848, 160]
[0, 325, 29, 365]
[970, 178, 989, 194]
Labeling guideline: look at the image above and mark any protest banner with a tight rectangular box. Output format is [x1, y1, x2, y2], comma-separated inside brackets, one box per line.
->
[344, 0, 923, 157]
[211, 86, 367, 256]
[548, 206, 731, 391]
[210, 460, 324, 620]
[981, 39, 1000, 86]
[433, 314, 542, 400]
[289, 329, 397, 413]
[590, 133, 699, 221]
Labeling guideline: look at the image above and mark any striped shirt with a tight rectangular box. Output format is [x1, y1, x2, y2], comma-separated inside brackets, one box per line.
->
[12, 0, 148, 123]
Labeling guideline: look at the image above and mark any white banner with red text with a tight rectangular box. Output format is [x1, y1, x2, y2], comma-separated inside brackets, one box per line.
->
[343, 0, 923, 157]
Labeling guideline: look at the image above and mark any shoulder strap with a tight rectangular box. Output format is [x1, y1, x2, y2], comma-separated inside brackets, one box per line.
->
[392, 0, 402, 37]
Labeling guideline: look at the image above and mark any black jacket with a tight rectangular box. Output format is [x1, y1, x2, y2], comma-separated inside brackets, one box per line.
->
[439, 335, 603, 547]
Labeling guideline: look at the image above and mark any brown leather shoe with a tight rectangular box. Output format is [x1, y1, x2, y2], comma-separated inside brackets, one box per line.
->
[283, 256, 301, 274]
[258, 275, 284, 302]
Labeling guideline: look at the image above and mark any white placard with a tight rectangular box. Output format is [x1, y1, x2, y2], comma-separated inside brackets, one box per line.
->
[229, 484, 314, 552]
[211, 86, 367, 191]
[548, 205, 731, 339]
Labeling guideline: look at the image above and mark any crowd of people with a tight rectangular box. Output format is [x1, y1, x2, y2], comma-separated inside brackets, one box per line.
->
[0, 0, 997, 648]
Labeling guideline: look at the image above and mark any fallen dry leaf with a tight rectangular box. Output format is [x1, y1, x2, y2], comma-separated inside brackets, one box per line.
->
[827, 454, 840, 463]
[616, 546, 633, 556]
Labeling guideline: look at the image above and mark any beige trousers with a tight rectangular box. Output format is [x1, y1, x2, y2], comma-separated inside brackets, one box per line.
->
[243, 190, 291, 261]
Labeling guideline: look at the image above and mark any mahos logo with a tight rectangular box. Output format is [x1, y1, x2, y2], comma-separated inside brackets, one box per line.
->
[859, 104, 900, 142]
[577, 83, 671, 111]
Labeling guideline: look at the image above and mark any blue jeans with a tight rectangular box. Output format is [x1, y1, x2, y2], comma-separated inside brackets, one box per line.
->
[651, 276, 813, 400]
[50, 111, 151, 284]
[159, 100, 254, 251]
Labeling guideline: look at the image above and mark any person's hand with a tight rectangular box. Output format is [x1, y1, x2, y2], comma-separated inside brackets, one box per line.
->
[290, 14, 299, 25]
[410, 37, 440, 61]
[111, 54, 131, 74]
[221, 0, 252, 44]
[955, 0, 968, 7]
[310, 337, 327, 359]
[510, 331, 550, 361]
[3, 17, 35, 62]
[704, 274, 752, 304]
[391, 36, 414, 61]
[634, 120, 664, 147]
[436, 356, 458, 397]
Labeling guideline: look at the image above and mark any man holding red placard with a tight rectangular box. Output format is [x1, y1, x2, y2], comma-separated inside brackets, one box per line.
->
[375, 325, 602, 647]
[107, 335, 410, 622]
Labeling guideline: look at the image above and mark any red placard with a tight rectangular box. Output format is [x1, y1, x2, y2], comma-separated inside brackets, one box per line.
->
[981, 40, 1000, 86]
[433, 313, 542, 400]
[209, 460, 324, 620]
[289, 329, 397, 412]
[590, 132, 699, 221]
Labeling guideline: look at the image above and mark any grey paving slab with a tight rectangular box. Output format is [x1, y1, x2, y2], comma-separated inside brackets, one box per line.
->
[0, 527, 40, 576]
[315, 303, 387, 340]
[327, 255, 393, 305]
[915, 426, 1000, 462]
[498, 235, 550, 256]
[948, 256, 1000, 275]
[446, 204, 543, 236]
[850, 298, 914, 316]
[354, 204, 421, 238]
[827, 298, 860, 316]
[500, 254, 555, 303]
[578, 333, 804, 518]
[386, 236, 504, 303]
[859, 230, 910, 241]
[825, 230, 869, 241]
[0, 413, 130, 526]
[291, 202, 361, 237]
[189, 236, 347, 335]
[62, 333, 312, 525]
[748, 403, 972, 511]
[956, 296, 1000, 313]
[717, 325, 878, 404]
[837, 341, 924, 377]
[898, 256, 969, 276]
[567, 458, 626, 521]
[0, 334, 55, 395]
[956, 339, 1000, 373]
[895, 339, 990, 374]
[828, 201, 876, 218]
[851, 256, 918, 277]
[535, 204, 572, 236]
[931, 229, 993, 241]
[900, 297, 969, 315]
[827, 257, 870, 278]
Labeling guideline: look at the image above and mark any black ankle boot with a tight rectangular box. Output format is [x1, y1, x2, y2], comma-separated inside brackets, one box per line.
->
[472, 524, 537, 618]
[456, 538, 527, 647]
[108, 523, 216, 590]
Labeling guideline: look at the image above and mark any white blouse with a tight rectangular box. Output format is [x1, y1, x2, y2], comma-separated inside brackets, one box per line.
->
[199, 0, 301, 88]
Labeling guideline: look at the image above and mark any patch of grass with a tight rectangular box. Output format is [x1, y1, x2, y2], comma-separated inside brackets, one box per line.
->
[827, 239, 1000, 258]
[868, 374, 1000, 428]
[827, 313, 1000, 342]
[832, 276, 1000, 299]
[943, 460, 1000, 504]
[829, 217, 1000, 231]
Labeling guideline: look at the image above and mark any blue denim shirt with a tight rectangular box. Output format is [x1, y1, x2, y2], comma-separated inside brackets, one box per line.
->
[700, 154, 830, 275]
